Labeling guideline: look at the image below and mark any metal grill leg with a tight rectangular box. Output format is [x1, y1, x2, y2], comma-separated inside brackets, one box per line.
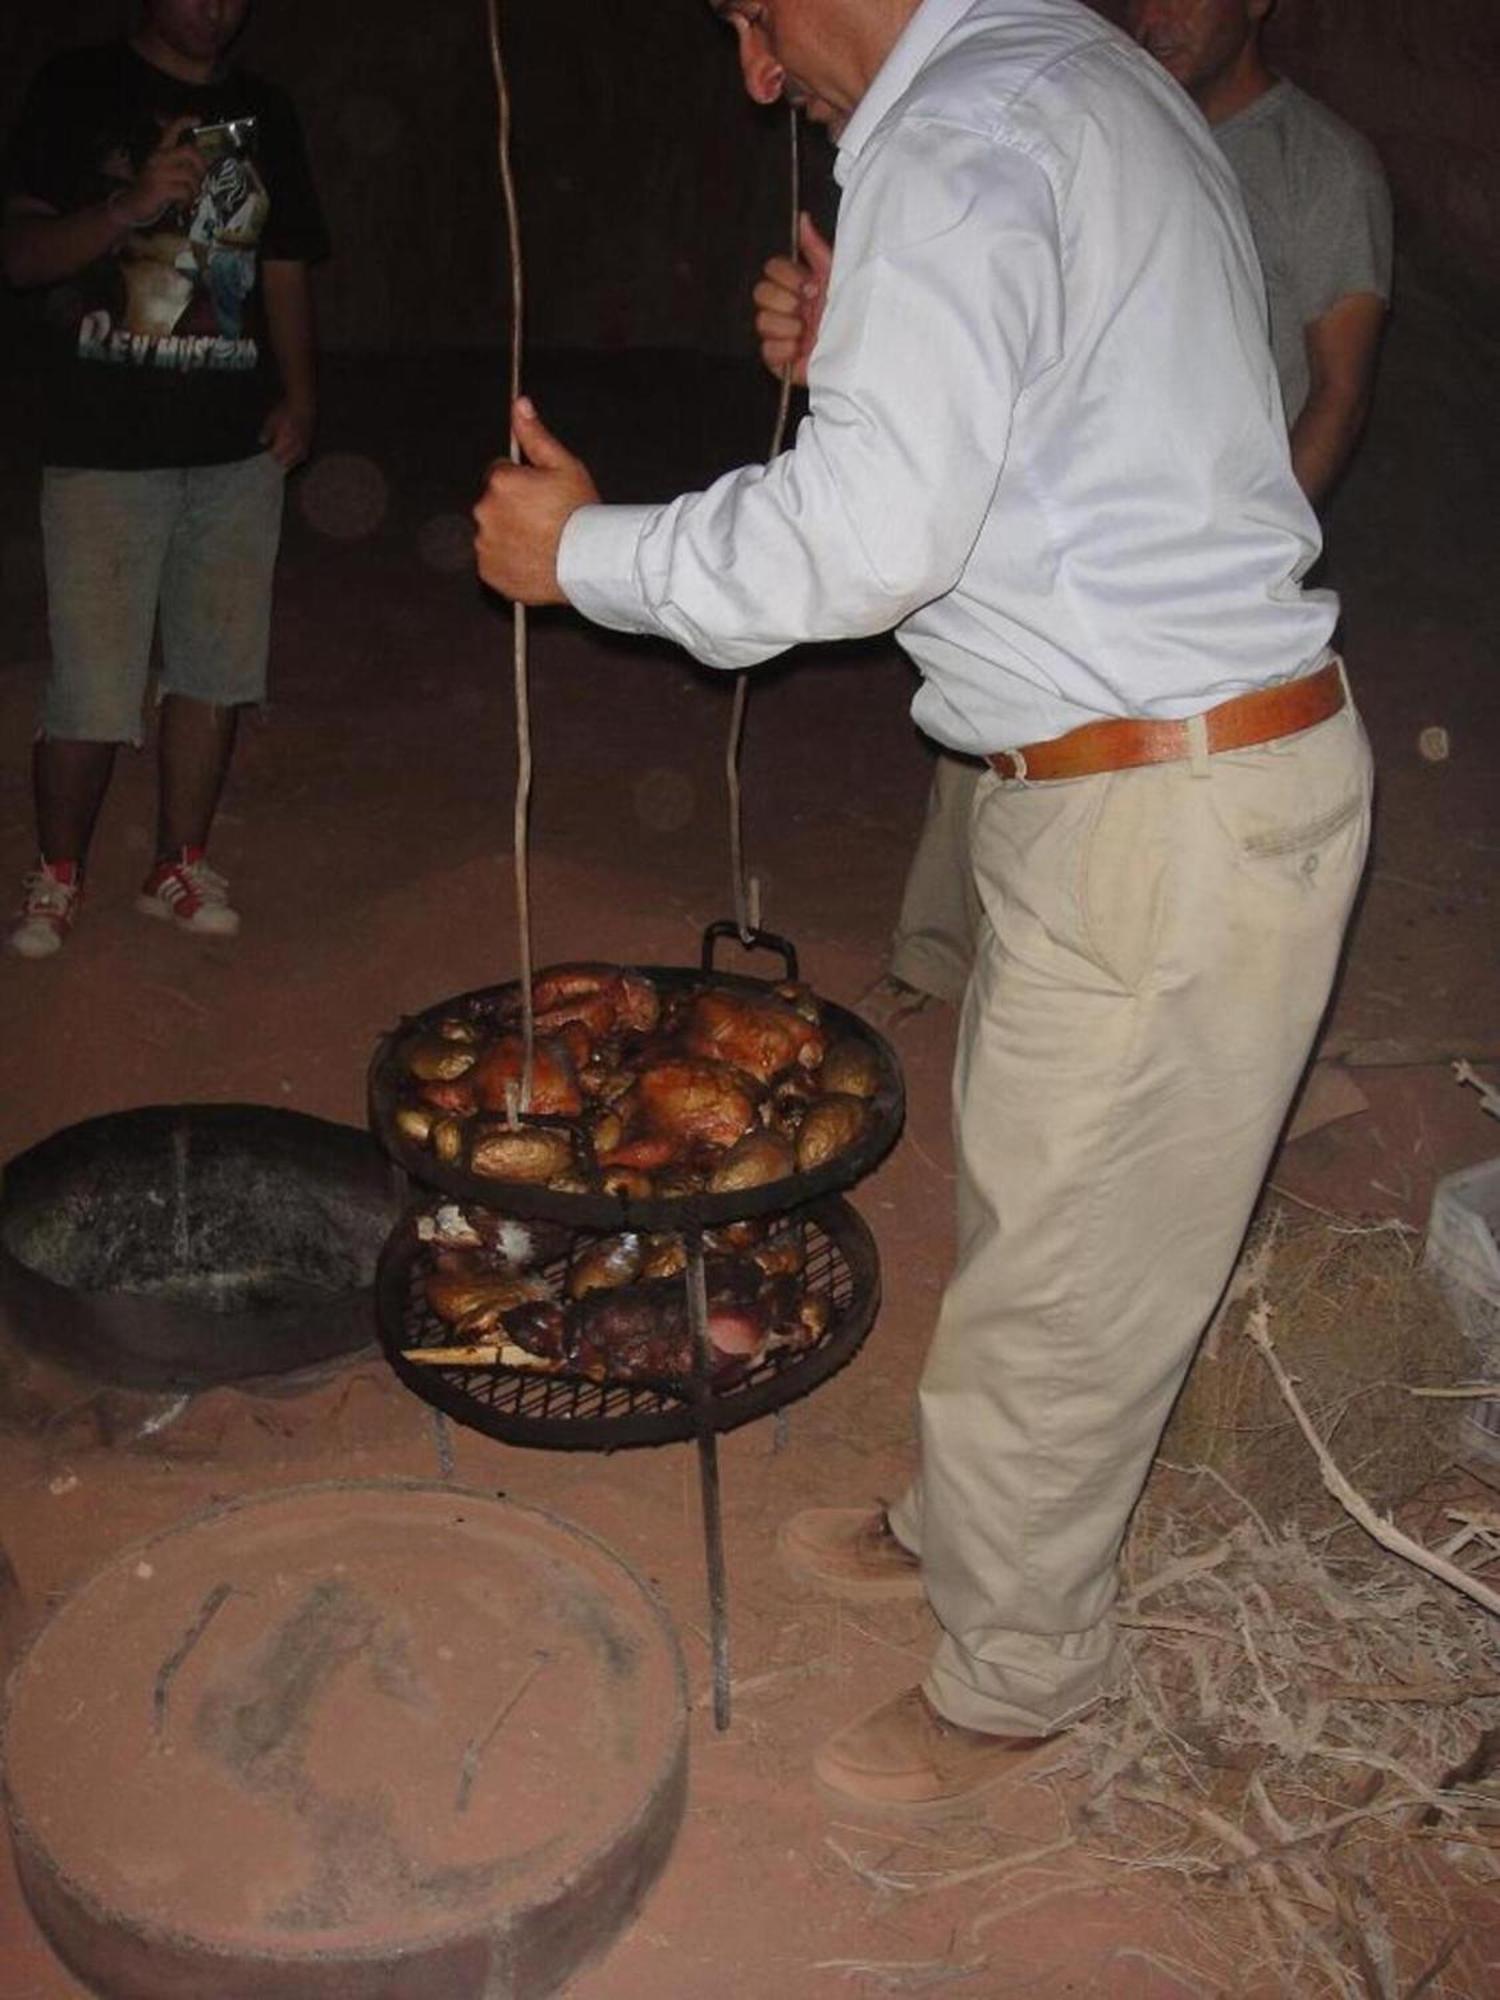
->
[696, 1426, 730, 1731]
[686, 1232, 732, 1731]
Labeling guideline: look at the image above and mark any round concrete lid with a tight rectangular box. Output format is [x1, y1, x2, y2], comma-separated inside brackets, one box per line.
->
[3, 1481, 688, 2000]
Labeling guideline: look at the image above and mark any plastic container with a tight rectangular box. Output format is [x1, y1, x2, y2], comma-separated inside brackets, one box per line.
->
[1423, 1156, 1500, 1470]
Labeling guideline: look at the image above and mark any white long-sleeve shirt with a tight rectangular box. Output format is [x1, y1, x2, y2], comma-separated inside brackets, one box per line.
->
[559, 0, 1337, 754]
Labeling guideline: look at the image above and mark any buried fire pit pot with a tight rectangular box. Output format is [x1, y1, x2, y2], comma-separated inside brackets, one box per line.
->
[0, 1104, 401, 1391]
[2, 1482, 688, 2000]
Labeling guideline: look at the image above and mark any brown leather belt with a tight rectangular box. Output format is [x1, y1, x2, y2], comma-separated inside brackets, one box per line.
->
[988, 659, 1346, 782]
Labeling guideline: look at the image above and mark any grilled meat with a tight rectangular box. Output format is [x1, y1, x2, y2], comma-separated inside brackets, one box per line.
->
[680, 987, 826, 1082]
[500, 1251, 779, 1385]
[470, 1033, 583, 1118]
[499, 1298, 570, 1361]
[567, 1231, 644, 1298]
[638, 1235, 688, 1280]
[628, 1059, 759, 1155]
[423, 1266, 551, 1335]
[529, 963, 661, 1039]
[418, 1077, 478, 1115]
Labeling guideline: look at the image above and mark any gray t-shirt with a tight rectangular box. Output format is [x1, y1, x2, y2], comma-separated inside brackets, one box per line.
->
[1214, 80, 1392, 423]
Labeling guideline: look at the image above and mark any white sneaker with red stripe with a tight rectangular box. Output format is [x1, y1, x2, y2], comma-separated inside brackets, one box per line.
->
[9, 860, 83, 959]
[136, 848, 240, 937]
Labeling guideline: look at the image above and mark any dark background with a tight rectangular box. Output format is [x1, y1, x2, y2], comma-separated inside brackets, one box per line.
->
[4, 0, 1497, 362]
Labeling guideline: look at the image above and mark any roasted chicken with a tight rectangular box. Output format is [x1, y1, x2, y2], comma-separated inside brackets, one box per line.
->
[607, 1059, 759, 1164]
[470, 1033, 583, 1118]
[529, 963, 660, 1039]
[680, 987, 826, 1082]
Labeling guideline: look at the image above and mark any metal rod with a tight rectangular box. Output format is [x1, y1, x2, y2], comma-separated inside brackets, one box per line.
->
[685, 1229, 731, 1731]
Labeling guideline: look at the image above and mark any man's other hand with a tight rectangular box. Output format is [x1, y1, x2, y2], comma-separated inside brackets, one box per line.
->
[473, 398, 599, 606]
[753, 210, 832, 387]
[259, 397, 314, 470]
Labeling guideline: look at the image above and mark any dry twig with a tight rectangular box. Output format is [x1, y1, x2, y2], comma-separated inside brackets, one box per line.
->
[1245, 1302, 1500, 1619]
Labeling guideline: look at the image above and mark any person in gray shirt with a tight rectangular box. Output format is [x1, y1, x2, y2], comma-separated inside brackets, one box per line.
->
[797, 0, 1391, 1019]
[1129, 0, 1392, 504]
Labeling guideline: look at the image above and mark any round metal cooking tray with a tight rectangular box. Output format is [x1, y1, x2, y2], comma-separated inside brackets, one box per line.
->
[367, 930, 904, 1232]
[377, 1195, 880, 1450]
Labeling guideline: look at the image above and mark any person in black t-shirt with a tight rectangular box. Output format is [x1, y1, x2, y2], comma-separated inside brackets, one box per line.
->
[3, 0, 328, 958]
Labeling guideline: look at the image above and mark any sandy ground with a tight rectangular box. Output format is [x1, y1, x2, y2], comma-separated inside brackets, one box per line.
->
[0, 303, 1497, 1997]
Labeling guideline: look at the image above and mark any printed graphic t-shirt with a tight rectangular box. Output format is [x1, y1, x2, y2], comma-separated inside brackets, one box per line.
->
[3, 43, 330, 469]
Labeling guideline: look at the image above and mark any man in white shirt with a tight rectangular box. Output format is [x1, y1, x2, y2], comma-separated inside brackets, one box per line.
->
[834, 0, 1393, 1021]
[474, 0, 1372, 1814]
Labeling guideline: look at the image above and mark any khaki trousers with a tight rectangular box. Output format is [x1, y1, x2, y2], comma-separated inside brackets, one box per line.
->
[888, 700, 1372, 1734]
[888, 750, 984, 1003]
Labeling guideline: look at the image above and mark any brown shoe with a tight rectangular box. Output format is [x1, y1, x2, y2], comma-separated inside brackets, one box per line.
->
[814, 1685, 1059, 1814]
[777, 1507, 924, 1603]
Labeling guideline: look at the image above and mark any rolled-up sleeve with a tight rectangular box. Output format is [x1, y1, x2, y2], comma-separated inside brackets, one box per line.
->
[557, 122, 1063, 671]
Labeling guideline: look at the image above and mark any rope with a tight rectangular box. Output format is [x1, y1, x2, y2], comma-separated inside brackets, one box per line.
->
[727, 103, 802, 945]
[769, 106, 803, 460]
[486, 0, 535, 1119]
[488, 24, 798, 991]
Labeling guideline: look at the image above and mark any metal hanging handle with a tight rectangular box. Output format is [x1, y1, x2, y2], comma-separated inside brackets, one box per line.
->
[699, 920, 799, 984]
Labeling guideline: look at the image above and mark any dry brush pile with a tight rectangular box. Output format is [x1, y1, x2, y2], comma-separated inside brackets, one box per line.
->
[824, 1201, 1500, 1998]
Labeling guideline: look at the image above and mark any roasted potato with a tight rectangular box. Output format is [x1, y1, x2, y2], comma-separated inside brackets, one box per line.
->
[774, 980, 823, 1025]
[818, 1037, 882, 1100]
[403, 1035, 478, 1083]
[795, 1092, 869, 1171]
[585, 1105, 626, 1157]
[434, 1017, 481, 1044]
[468, 1121, 575, 1183]
[707, 1128, 795, 1193]
[431, 1116, 467, 1165]
[394, 1102, 437, 1145]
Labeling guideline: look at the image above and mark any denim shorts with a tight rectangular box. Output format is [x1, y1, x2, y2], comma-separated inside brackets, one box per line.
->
[39, 453, 286, 744]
